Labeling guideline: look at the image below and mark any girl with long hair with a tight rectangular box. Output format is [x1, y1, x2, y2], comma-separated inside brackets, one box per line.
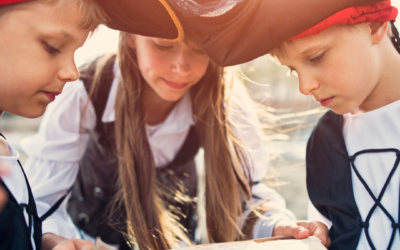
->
[21, 31, 327, 250]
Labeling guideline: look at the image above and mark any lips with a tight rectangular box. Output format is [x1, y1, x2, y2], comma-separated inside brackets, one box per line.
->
[318, 97, 334, 107]
[43, 91, 60, 102]
[163, 79, 189, 90]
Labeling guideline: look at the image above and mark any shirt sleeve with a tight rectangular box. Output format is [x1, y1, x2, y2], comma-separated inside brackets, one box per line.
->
[228, 76, 295, 238]
[228, 75, 270, 183]
[242, 183, 296, 239]
[20, 80, 96, 238]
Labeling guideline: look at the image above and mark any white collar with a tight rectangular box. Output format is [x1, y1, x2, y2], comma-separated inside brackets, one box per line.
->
[101, 62, 195, 135]
[343, 98, 400, 121]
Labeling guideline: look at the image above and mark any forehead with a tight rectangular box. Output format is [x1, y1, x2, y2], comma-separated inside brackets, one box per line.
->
[274, 26, 355, 63]
[145, 34, 202, 49]
[2, 1, 87, 41]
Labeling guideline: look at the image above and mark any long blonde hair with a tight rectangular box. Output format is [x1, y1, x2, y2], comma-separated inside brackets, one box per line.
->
[90, 32, 254, 250]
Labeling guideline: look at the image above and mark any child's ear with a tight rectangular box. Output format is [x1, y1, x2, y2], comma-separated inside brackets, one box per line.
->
[127, 34, 136, 49]
[369, 22, 389, 45]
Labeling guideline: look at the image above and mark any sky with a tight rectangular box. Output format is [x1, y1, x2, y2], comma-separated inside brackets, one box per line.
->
[74, 0, 400, 67]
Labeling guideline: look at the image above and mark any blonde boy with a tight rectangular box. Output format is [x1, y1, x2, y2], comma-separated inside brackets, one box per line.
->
[0, 0, 105, 249]
[271, 1, 400, 249]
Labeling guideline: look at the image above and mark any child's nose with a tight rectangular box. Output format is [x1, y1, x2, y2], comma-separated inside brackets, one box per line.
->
[299, 75, 319, 96]
[172, 49, 192, 76]
[58, 60, 79, 82]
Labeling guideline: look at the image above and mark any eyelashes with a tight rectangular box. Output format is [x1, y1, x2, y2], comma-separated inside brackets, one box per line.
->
[154, 42, 206, 55]
[310, 52, 326, 63]
[285, 50, 327, 77]
[43, 42, 61, 54]
[155, 43, 174, 51]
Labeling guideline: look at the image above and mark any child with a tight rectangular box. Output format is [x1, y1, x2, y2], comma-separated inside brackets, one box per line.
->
[0, 0, 104, 249]
[21, 30, 330, 249]
[270, 1, 400, 249]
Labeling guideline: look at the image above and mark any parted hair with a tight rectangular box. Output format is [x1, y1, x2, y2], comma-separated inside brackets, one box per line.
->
[0, 0, 107, 31]
[88, 31, 255, 250]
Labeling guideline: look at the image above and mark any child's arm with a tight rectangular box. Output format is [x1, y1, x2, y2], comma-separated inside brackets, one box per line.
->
[227, 79, 298, 238]
[0, 137, 10, 242]
[243, 183, 297, 238]
[20, 81, 96, 239]
[0, 137, 9, 212]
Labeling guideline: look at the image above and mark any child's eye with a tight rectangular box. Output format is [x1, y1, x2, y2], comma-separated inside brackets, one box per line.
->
[155, 43, 174, 51]
[43, 42, 61, 54]
[310, 52, 326, 63]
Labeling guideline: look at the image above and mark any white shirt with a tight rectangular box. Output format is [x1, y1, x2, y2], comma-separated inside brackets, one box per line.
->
[21, 62, 294, 240]
[1, 140, 36, 250]
[309, 100, 400, 250]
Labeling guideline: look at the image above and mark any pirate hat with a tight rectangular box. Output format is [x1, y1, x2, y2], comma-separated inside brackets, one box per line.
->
[0, 0, 31, 5]
[290, 1, 398, 40]
[98, 0, 181, 41]
[287, 1, 400, 54]
[99, 0, 386, 66]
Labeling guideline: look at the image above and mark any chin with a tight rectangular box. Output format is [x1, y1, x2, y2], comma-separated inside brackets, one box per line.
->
[330, 107, 352, 115]
[14, 106, 46, 119]
[161, 93, 185, 102]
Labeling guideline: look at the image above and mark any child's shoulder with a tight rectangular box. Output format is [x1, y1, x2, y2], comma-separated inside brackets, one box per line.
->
[310, 110, 342, 140]
[307, 110, 345, 157]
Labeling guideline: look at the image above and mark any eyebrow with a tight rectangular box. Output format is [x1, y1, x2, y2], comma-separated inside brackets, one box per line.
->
[54, 29, 74, 40]
[41, 29, 76, 42]
[298, 44, 327, 57]
[60, 30, 73, 39]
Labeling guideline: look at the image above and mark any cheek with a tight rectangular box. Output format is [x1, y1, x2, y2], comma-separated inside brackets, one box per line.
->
[320, 50, 364, 93]
[137, 52, 171, 80]
[0, 45, 56, 90]
[191, 57, 210, 79]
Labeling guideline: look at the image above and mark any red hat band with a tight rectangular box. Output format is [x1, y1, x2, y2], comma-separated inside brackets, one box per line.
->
[290, 1, 398, 40]
[0, 0, 32, 6]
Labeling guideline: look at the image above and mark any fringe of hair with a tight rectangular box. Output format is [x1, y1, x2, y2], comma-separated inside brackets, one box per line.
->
[0, 0, 107, 31]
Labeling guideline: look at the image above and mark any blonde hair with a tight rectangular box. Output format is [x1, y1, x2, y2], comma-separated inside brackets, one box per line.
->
[0, 0, 107, 31]
[270, 21, 394, 60]
[86, 31, 255, 250]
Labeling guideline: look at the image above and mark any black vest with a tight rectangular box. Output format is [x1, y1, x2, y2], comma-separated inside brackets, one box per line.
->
[307, 110, 400, 250]
[0, 135, 42, 250]
[67, 56, 200, 249]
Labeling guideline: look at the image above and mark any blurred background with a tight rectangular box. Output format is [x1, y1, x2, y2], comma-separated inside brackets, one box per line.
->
[2, 0, 400, 220]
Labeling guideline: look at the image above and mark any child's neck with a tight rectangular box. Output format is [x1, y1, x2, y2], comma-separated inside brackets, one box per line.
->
[143, 88, 177, 126]
[353, 40, 400, 115]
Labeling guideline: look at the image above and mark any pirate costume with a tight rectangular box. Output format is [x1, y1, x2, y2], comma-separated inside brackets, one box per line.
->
[0, 0, 385, 248]
[21, 56, 295, 249]
[97, 0, 386, 66]
[0, 136, 42, 250]
[293, 1, 400, 249]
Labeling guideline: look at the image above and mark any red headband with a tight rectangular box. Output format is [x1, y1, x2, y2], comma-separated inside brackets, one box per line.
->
[290, 1, 398, 41]
[0, 0, 31, 5]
